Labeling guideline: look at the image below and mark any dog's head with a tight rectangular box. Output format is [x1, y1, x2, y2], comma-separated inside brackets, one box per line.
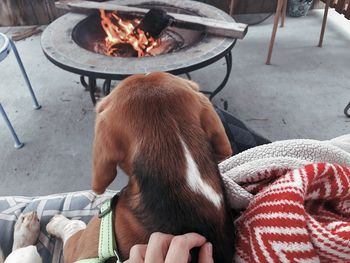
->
[92, 72, 232, 194]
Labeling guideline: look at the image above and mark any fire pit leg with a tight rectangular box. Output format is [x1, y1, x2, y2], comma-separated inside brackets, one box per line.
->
[80, 75, 90, 91]
[185, 73, 191, 80]
[81, 75, 98, 104]
[103, 79, 112, 96]
[209, 50, 233, 101]
[88, 77, 97, 105]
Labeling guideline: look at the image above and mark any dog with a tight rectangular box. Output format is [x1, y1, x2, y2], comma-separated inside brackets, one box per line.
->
[47, 72, 235, 262]
[0, 211, 42, 263]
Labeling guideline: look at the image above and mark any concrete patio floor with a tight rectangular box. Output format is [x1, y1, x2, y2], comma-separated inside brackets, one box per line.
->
[0, 10, 349, 196]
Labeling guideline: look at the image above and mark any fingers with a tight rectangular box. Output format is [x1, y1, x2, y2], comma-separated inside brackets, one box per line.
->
[164, 233, 207, 263]
[198, 242, 214, 263]
[125, 232, 214, 263]
[144, 232, 174, 263]
[125, 244, 147, 263]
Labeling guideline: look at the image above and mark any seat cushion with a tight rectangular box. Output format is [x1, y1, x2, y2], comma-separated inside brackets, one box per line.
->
[0, 190, 116, 263]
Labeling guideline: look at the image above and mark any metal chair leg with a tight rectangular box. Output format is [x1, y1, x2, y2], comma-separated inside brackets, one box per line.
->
[9, 39, 41, 110]
[0, 103, 24, 149]
[344, 102, 350, 117]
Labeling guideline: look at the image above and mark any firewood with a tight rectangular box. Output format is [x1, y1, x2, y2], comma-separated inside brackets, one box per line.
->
[135, 8, 173, 39]
[56, 0, 248, 39]
[12, 27, 43, 41]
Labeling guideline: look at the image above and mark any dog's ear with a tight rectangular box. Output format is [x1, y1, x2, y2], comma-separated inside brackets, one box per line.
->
[92, 115, 123, 194]
[199, 96, 232, 162]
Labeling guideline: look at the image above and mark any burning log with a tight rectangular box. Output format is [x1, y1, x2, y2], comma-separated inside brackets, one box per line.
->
[56, 0, 248, 39]
[134, 8, 173, 39]
[99, 9, 160, 57]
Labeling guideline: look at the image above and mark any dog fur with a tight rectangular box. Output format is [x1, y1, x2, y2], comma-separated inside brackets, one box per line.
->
[0, 211, 42, 263]
[47, 72, 235, 262]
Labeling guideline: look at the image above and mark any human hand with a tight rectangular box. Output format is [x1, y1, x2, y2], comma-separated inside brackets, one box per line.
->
[124, 232, 214, 263]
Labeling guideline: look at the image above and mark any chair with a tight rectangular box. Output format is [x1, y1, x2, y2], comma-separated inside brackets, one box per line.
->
[228, 0, 288, 65]
[265, 0, 350, 117]
[318, 0, 350, 117]
[345, 102, 350, 117]
[266, 0, 288, 65]
[0, 32, 41, 149]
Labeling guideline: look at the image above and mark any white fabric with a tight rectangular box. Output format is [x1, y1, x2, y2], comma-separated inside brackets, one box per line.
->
[4, 246, 42, 263]
[219, 134, 350, 210]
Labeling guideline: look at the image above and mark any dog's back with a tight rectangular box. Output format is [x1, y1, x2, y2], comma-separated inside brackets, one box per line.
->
[132, 124, 235, 262]
[93, 72, 235, 262]
[124, 74, 234, 262]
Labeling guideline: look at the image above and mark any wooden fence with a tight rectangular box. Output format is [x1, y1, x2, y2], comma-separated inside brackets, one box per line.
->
[0, 0, 323, 26]
[0, 0, 57, 26]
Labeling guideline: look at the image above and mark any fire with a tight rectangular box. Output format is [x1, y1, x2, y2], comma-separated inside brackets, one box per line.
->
[99, 9, 159, 57]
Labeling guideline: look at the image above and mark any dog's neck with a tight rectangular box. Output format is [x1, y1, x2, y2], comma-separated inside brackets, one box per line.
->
[114, 129, 228, 260]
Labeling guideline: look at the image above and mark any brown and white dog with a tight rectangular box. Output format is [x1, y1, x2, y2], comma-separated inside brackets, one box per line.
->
[47, 72, 235, 262]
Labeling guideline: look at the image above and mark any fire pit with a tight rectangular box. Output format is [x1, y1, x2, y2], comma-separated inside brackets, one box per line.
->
[41, 0, 239, 105]
[73, 6, 205, 58]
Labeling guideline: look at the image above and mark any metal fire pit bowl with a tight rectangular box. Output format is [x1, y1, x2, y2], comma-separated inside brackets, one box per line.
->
[41, 0, 238, 104]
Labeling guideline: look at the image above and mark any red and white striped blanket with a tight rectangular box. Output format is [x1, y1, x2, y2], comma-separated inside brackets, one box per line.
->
[235, 162, 350, 262]
[219, 136, 350, 262]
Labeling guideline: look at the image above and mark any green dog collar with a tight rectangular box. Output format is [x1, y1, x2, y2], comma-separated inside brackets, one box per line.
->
[75, 195, 122, 263]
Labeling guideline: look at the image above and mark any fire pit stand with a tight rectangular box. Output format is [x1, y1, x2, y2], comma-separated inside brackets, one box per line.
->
[78, 45, 234, 105]
[41, 0, 239, 105]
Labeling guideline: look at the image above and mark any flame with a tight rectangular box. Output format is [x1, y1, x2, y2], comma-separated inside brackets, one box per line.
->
[99, 9, 159, 57]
